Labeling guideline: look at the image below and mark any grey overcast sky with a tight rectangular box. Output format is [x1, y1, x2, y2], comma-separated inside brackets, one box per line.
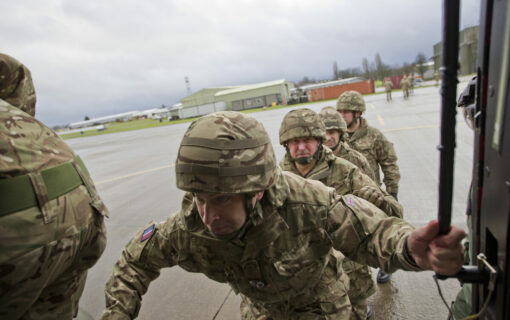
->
[1, 0, 480, 126]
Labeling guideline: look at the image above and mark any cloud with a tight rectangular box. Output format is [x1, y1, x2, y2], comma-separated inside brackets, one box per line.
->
[0, 0, 480, 126]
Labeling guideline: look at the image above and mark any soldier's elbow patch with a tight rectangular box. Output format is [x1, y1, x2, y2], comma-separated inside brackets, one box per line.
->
[141, 224, 155, 242]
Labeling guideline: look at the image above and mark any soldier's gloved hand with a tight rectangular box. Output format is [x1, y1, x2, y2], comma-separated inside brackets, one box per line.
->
[389, 192, 398, 201]
[353, 186, 386, 209]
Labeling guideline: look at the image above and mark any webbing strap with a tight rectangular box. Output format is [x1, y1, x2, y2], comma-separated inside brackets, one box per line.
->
[180, 136, 269, 150]
[176, 162, 275, 177]
[0, 156, 86, 217]
[323, 121, 339, 128]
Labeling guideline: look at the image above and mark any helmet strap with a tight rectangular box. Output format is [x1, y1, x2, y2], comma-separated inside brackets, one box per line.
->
[287, 141, 322, 165]
[347, 113, 360, 129]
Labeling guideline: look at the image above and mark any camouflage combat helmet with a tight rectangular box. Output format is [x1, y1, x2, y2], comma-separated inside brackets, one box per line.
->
[319, 106, 347, 132]
[279, 108, 326, 145]
[0, 53, 36, 116]
[336, 90, 366, 113]
[175, 111, 278, 194]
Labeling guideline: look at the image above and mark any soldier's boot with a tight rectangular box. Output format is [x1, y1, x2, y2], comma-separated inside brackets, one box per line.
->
[376, 269, 391, 283]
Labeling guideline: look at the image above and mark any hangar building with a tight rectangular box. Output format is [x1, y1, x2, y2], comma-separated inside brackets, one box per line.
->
[173, 79, 293, 119]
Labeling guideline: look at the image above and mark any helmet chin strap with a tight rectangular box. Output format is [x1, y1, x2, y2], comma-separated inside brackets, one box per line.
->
[209, 193, 260, 241]
[347, 114, 360, 129]
[330, 139, 341, 151]
[288, 144, 322, 165]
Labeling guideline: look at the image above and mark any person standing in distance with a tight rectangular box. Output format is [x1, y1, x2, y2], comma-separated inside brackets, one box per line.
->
[0, 53, 108, 319]
[337, 90, 401, 283]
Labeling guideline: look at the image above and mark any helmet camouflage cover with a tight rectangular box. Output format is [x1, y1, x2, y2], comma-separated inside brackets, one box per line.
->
[319, 106, 347, 132]
[279, 108, 326, 145]
[0, 53, 36, 116]
[336, 90, 366, 113]
[175, 111, 277, 194]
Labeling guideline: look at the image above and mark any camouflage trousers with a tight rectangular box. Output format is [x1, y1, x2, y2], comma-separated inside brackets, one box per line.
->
[0, 185, 107, 320]
[239, 277, 352, 320]
[342, 258, 375, 320]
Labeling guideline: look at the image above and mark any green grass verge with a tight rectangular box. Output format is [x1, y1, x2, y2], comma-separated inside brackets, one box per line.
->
[60, 99, 336, 139]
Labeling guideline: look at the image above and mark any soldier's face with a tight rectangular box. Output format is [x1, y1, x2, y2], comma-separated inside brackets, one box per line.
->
[338, 110, 354, 126]
[287, 137, 320, 159]
[324, 130, 341, 149]
[194, 192, 263, 235]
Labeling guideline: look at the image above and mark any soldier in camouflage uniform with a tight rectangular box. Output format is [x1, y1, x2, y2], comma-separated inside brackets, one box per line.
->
[337, 91, 401, 283]
[0, 53, 108, 319]
[101, 111, 465, 320]
[318, 106, 375, 181]
[384, 78, 393, 101]
[278, 108, 402, 319]
[400, 75, 409, 99]
[408, 73, 414, 94]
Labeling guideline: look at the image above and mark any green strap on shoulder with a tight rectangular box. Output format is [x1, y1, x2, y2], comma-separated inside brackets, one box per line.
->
[0, 156, 88, 217]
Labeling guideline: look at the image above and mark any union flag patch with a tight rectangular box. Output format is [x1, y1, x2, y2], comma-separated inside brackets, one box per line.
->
[346, 197, 355, 207]
[141, 224, 155, 242]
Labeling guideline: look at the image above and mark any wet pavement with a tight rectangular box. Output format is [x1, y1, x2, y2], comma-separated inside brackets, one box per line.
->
[69, 77, 472, 319]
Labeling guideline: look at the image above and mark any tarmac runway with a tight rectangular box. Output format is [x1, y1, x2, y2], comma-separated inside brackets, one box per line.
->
[69, 78, 473, 319]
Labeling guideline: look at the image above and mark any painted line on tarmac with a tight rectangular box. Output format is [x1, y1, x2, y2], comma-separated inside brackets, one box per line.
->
[96, 163, 175, 185]
[377, 115, 385, 126]
[95, 122, 465, 185]
[381, 124, 438, 133]
[368, 103, 375, 110]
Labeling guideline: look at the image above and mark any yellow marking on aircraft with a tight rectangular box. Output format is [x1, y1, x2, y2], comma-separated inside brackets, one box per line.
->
[97, 163, 175, 185]
[377, 115, 385, 126]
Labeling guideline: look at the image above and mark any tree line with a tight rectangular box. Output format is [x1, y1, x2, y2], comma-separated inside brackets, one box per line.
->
[297, 52, 428, 86]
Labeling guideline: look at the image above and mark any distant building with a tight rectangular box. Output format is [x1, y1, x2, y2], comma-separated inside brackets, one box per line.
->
[433, 25, 479, 76]
[459, 26, 479, 75]
[175, 79, 293, 119]
[293, 77, 374, 102]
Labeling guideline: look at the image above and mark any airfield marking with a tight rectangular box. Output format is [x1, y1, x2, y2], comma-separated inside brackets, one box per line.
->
[96, 163, 175, 185]
[377, 115, 385, 126]
[95, 123, 465, 185]
[381, 124, 439, 133]
[368, 103, 375, 110]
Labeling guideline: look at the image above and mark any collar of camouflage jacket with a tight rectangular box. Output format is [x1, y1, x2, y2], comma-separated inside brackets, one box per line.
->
[280, 147, 336, 181]
[349, 117, 369, 142]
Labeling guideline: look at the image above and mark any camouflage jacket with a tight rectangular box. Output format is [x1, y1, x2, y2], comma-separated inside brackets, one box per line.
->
[279, 146, 402, 218]
[347, 118, 400, 194]
[400, 78, 409, 90]
[384, 81, 393, 92]
[0, 101, 77, 177]
[0, 54, 75, 177]
[102, 170, 419, 319]
[331, 141, 376, 181]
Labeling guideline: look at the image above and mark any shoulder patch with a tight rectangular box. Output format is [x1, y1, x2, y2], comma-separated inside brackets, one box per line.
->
[141, 224, 155, 242]
[345, 197, 355, 207]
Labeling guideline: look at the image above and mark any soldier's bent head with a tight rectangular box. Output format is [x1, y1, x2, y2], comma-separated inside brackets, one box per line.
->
[175, 111, 277, 236]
